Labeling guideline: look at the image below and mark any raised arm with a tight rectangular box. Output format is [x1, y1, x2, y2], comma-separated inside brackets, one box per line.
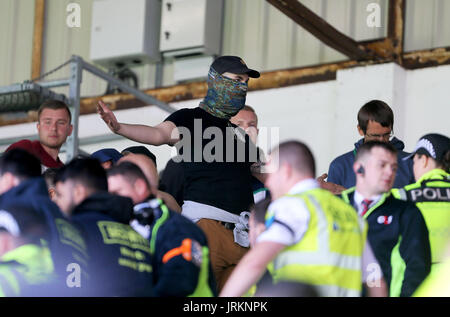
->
[97, 100, 179, 146]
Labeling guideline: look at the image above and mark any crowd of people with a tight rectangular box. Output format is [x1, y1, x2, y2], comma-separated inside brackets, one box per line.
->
[0, 55, 448, 297]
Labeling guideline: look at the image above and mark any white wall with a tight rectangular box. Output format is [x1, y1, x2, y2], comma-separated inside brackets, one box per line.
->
[248, 62, 449, 175]
[403, 65, 450, 146]
[1, 63, 449, 176]
[246, 80, 337, 177]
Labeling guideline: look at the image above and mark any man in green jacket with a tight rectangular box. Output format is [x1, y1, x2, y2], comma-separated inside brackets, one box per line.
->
[392, 133, 450, 273]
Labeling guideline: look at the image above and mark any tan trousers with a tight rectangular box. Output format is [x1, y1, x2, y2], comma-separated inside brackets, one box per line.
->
[196, 218, 249, 292]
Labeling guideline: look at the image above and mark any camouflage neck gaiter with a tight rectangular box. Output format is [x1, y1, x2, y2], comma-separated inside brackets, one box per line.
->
[199, 67, 248, 120]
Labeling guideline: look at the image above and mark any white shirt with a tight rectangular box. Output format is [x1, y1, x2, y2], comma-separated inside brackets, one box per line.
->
[353, 191, 384, 281]
[257, 180, 383, 281]
[353, 190, 382, 216]
[256, 179, 318, 245]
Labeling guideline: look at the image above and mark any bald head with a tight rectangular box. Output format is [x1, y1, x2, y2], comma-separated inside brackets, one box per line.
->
[272, 141, 315, 178]
[265, 141, 316, 200]
[118, 153, 158, 190]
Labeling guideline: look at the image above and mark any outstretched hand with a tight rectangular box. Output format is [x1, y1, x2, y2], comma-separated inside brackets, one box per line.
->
[97, 100, 121, 133]
[245, 126, 258, 145]
[317, 173, 328, 183]
[317, 173, 346, 195]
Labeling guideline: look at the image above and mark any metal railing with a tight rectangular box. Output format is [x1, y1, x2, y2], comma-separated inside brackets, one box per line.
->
[0, 55, 176, 160]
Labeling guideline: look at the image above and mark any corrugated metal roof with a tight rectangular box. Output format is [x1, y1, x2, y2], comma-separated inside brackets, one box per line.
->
[0, 0, 449, 98]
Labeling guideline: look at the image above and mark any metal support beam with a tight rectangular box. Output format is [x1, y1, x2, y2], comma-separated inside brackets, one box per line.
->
[38, 79, 72, 89]
[388, 0, 405, 63]
[266, 0, 374, 61]
[0, 55, 176, 128]
[361, 0, 406, 63]
[66, 56, 83, 161]
[80, 57, 176, 114]
[266, 0, 407, 65]
[403, 46, 450, 69]
[31, 0, 45, 79]
[155, 61, 164, 88]
[1, 38, 449, 129]
[62, 55, 176, 160]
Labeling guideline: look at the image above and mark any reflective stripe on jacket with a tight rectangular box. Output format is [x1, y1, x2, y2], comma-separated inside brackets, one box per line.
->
[268, 188, 366, 297]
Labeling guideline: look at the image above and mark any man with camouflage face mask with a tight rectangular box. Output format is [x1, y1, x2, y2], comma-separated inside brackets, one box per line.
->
[97, 56, 261, 292]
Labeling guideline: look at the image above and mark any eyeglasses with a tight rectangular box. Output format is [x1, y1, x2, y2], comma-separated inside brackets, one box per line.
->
[365, 131, 393, 139]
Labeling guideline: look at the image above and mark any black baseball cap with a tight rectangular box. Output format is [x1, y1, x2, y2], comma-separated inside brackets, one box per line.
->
[122, 146, 157, 168]
[210, 56, 260, 78]
[403, 133, 450, 162]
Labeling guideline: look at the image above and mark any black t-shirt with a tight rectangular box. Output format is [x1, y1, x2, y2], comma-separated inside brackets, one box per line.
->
[159, 157, 185, 207]
[164, 107, 258, 214]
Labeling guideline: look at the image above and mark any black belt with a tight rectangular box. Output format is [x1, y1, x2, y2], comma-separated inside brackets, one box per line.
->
[219, 221, 235, 230]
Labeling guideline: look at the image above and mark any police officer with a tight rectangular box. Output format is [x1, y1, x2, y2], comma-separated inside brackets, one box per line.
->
[221, 141, 372, 297]
[393, 133, 450, 272]
[54, 158, 154, 296]
[414, 247, 450, 296]
[0, 204, 58, 296]
[107, 161, 216, 296]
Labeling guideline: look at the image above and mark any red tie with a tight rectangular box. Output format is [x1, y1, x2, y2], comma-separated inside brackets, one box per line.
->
[361, 199, 373, 216]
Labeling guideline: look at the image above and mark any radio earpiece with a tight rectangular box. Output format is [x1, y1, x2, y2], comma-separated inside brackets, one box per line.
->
[357, 165, 365, 175]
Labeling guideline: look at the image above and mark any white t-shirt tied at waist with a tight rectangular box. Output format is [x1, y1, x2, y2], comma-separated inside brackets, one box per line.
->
[181, 200, 251, 248]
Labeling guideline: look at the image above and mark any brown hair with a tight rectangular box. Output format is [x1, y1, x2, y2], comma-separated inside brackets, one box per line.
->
[240, 105, 258, 123]
[357, 100, 393, 134]
[107, 161, 151, 190]
[418, 150, 450, 173]
[242, 105, 256, 113]
[443, 150, 450, 173]
[37, 100, 71, 122]
[355, 141, 398, 162]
